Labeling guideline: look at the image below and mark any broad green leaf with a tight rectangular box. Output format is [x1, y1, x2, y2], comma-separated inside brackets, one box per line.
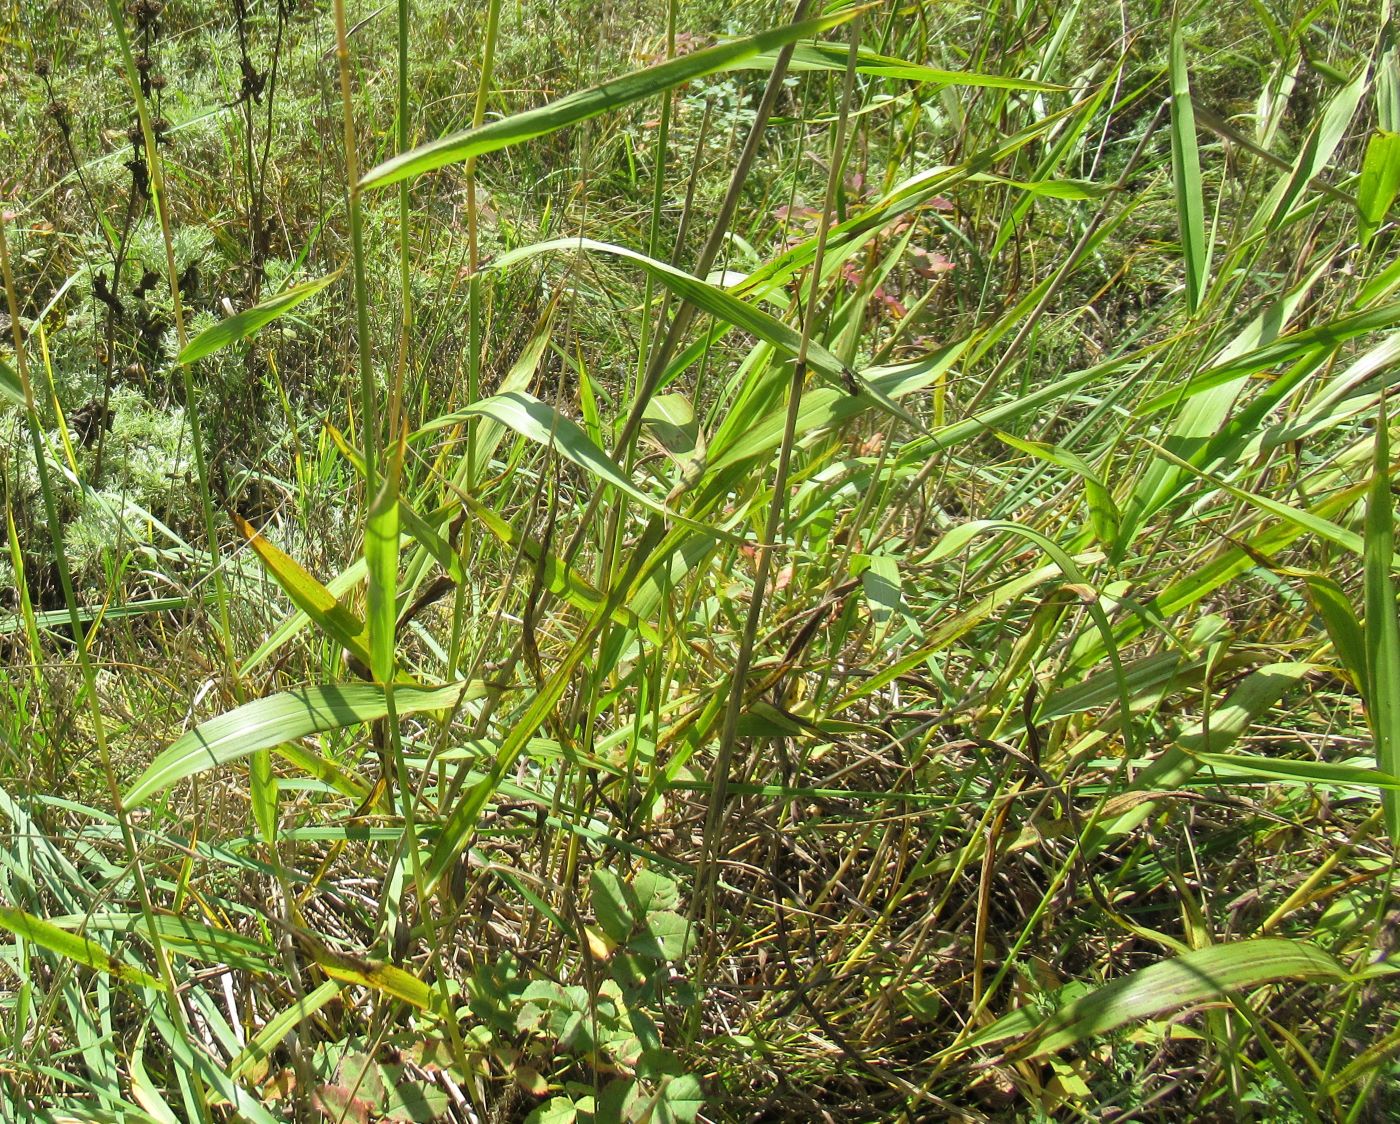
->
[632, 911, 695, 962]
[856, 554, 903, 644]
[0, 905, 160, 988]
[591, 869, 636, 943]
[361, 12, 856, 190]
[489, 238, 918, 427]
[965, 939, 1345, 1059]
[642, 392, 706, 488]
[632, 870, 679, 916]
[524, 1097, 577, 1124]
[125, 681, 482, 806]
[1358, 131, 1400, 248]
[178, 272, 338, 364]
[1364, 401, 1400, 841]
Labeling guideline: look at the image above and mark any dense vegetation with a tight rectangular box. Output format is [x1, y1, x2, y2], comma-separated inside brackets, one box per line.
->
[2, 0, 1400, 1119]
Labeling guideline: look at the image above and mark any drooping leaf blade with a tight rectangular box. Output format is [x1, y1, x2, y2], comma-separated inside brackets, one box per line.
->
[360, 12, 856, 190]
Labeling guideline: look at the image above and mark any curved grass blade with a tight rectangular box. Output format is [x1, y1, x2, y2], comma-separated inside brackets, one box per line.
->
[965, 939, 1346, 1059]
[488, 238, 918, 426]
[125, 681, 483, 806]
[360, 11, 857, 190]
[177, 272, 339, 364]
[421, 389, 745, 542]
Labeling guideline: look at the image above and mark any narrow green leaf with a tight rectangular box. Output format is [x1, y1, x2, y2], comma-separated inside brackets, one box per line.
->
[1137, 299, 1400, 415]
[227, 980, 342, 1080]
[1191, 752, 1400, 791]
[965, 939, 1345, 1059]
[361, 11, 856, 190]
[742, 41, 1066, 91]
[1364, 399, 1400, 841]
[233, 512, 374, 673]
[1170, 27, 1209, 313]
[366, 442, 403, 684]
[0, 905, 160, 988]
[1302, 576, 1368, 692]
[591, 869, 637, 943]
[0, 354, 23, 407]
[993, 429, 1119, 545]
[427, 389, 740, 542]
[125, 681, 483, 806]
[178, 272, 338, 364]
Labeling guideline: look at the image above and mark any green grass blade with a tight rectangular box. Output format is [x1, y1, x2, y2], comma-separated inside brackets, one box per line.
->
[1358, 130, 1400, 248]
[360, 11, 857, 190]
[125, 681, 483, 806]
[0, 354, 22, 407]
[740, 41, 1066, 90]
[0, 905, 160, 989]
[177, 272, 339, 364]
[425, 389, 743, 541]
[489, 238, 917, 425]
[1170, 26, 1209, 314]
[366, 441, 402, 685]
[234, 512, 375, 673]
[1364, 396, 1400, 841]
[964, 939, 1345, 1059]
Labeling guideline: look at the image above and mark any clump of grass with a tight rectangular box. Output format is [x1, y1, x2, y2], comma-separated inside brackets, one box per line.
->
[2, 0, 1399, 1121]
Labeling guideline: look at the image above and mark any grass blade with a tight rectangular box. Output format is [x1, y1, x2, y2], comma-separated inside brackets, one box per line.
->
[177, 272, 338, 364]
[124, 681, 482, 806]
[1364, 396, 1400, 841]
[360, 11, 857, 190]
[1170, 25, 1209, 314]
[0, 905, 160, 989]
[965, 939, 1345, 1059]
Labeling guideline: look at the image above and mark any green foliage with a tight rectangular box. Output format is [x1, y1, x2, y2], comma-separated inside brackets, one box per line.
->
[2, 0, 1400, 1120]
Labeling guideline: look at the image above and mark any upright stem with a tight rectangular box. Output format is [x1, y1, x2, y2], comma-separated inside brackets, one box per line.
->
[333, 0, 378, 493]
[465, 0, 502, 487]
[391, 0, 412, 439]
[694, 9, 863, 944]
